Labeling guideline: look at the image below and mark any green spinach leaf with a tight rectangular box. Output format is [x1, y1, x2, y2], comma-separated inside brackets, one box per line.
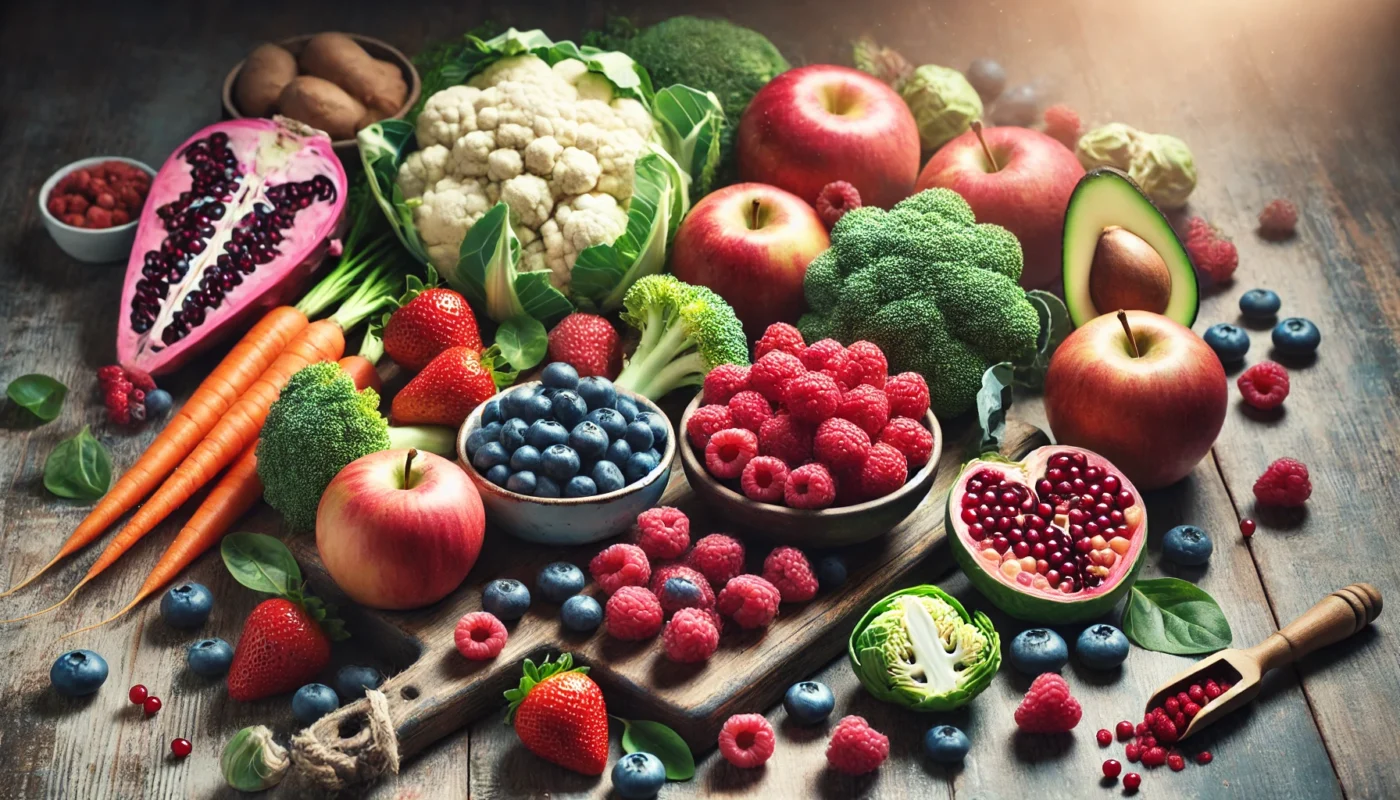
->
[221, 533, 302, 597]
[1122, 577, 1232, 655]
[621, 719, 695, 781]
[7, 374, 67, 422]
[43, 425, 111, 501]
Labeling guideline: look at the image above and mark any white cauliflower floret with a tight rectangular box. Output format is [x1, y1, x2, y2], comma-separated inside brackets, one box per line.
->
[523, 136, 563, 176]
[416, 86, 481, 148]
[551, 147, 601, 196]
[470, 55, 558, 90]
[539, 192, 630, 285]
[611, 98, 654, 138]
[487, 148, 524, 182]
[451, 130, 496, 178]
[521, 238, 549, 276]
[595, 130, 649, 199]
[496, 122, 535, 150]
[397, 145, 451, 199]
[550, 59, 589, 86]
[415, 178, 492, 271]
[502, 174, 553, 230]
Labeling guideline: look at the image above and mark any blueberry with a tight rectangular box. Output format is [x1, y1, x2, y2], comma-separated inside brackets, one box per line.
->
[569, 421, 609, 461]
[1077, 623, 1130, 669]
[966, 58, 1006, 103]
[535, 475, 562, 498]
[536, 562, 586, 603]
[334, 665, 385, 700]
[816, 556, 848, 591]
[592, 460, 626, 493]
[473, 441, 509, 472]
[521, 393, 553, 423]
[661, 577, 703, 608]
[1009, 628, 1069, 675]
[923, 725, 971, 763]
[564, 475, 598, 497]
[1239, 288, 1281, 320]
[783, 680, 835, 725]
[1162, 524, 1213, 566]
[623, 420, 654, 452]
[614, 394, 639, 423]
[485, 464, 511, 487]
[160, 582, 213, 628]
[577, 376, 616, 411]
[1203, 323, 1250, 363]
[541, 444, 581, 481]
[500, 388, 531, 420]
[1272, 317, 1321, 355]
[551, 390, 588, 429]
[635, 411, 668, 450]
[583, 408, 625, 441]
[186, 637, 234, 677]
[144, 388, 173, 418]
[466, 422, 503, 458]
[526, 419, 569, 450]
[506, 470, 537, 496]
[483, 579, 531, 621]
[611, 751, 666, 799]
[499, 418, 529, 451]
[480, 399, 502, 426]
[992, 83, 1039, 126]
[605, 438, 633, 466]
[510, 445, 542, 472]
[50, 649, 108, 696]
[561, 594, 603, 632]
[292, 683, 340, 725]
[541, 362, 580, 391]
[624, 450, 660, 484]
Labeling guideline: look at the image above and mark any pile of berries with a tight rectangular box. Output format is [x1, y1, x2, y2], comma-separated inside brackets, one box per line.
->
[689, 324, 933, 510]
[97, 364, 171, 426]
[1090, 679, 1225, 788]
[46, 160, 151, 229]
[1183, 216, 1239, 284]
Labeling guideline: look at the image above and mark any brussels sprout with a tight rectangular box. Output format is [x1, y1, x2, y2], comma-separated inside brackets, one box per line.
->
[848, 585, 1000, 711]
[1129, 134, 1197, 208]
[1076, 123, 1145, 172]
[221, 725, 290, 792]
[899, 65, 984, 151]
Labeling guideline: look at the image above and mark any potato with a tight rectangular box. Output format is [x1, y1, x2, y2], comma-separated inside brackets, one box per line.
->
[235, 43, 298, 117]
[300, 32, 408, 116]
[277, 75, 366, 141]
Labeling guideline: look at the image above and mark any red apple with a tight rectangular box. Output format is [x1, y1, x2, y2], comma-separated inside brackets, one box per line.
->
[916, 126, 1083, 289]
[738, 65, 920, 209]
[1044, 310, 1227, 490]
[671, 182, 829, 338]
[317, 448, 485, 610]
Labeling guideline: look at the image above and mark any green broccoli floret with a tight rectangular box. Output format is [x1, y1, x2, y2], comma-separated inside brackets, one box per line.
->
[256, 363, 457, 530]
[614, 274, 749, 401]
[798, 188, 1041, 416]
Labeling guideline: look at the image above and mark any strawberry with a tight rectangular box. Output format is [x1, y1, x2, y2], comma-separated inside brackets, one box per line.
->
[382, 285, 483, 372]
[504, 653, 609, 775]
[548, 313, 622, 379]
[390, 345, 507, 427]
[227, 597, 345, 702]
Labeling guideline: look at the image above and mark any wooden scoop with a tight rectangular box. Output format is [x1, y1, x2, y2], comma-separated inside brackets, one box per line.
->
[1145, 582, 1382, 742]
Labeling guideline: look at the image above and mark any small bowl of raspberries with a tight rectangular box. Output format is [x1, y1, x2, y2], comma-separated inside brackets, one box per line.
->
[678, 324, 942, 547]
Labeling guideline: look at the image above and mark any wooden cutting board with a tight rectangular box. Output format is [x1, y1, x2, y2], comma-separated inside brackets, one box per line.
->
[286, 419, 1046, 787]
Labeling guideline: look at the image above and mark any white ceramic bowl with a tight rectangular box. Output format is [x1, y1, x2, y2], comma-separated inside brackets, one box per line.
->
[38, 156, 155, 264]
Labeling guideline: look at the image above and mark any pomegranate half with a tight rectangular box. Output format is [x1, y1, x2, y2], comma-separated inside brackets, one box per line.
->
[946, 445, 1146, 622]
[117, 117, 347, 375]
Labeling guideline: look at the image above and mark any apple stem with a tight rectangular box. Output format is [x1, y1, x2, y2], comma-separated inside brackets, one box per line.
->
[403, 448, 418, 488]
[1117, 310, 1141, 358]
[749, 198, 761, 230]
[970, 120, 999, 172]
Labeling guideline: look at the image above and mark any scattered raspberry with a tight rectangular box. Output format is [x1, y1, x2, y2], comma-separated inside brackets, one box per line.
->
[105, 388, 131, 425]
[1196, 751, 1213, 765]
[835, 384, 889, 437]
[122, 366, 156, 392]
[815, 180, 862, 230]
[686, 404, 733, 451]
[1141, 746, 1167, 768]
[755, 322, 805, 360]
[703, 363, 751, 405]
[1258, 198, 1298, 238]
[1014, 673, 1082, 733]
[884, 372, 930, 419]
[705, 428, 759, 480]
[1237, 361, 1290, 410]
[857, 442, 908, 499]
[687, 534, 746, 589]
[1042, 104, 1081, 148]
[718, 713, 776, 768]
[589, 543, 652, 595]
[605, 586, 664, 640]
[717, 575, 781, 629]
[96, 365, 124, 383]
[1253, 457, 1311, 506]
[1168, 753, 1186, 771]
[664, 607, 721, 663]
[878, 416, 934, 468]
[1125, 743, 1141, 762]
[635, 506, 691, 560]
[785, 463, 837, 509]
[826, 715, 889, 775]
[741, 455, 789, 503]
[749, 350, 806, 404]
[761, 546, 819, 603]
[782, 372, 841, 425]
[813, 418, 871, 471]
[454, 612, 508, 660]
[1186, 228, 1239, 283]
[843, 340, 888, 389]
[727, 390, 773, 433]
[650, 564, 716, 615]
[758, 413, 812, 467]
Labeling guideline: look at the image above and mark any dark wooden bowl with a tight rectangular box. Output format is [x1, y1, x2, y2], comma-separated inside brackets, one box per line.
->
[678, 393, 943, 546]
[221, 33, 421, 164]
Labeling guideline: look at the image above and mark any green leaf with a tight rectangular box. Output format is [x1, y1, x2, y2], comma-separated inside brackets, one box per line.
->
[974, 363, 1014, 455]
[495, 315, 548, 371]
[621, 719, 695, 781]
[1013, 290, 1071, 390]
[571, 152, 678, 311]
[7, 374, 67, 423]
[1122, 577, 1233, 655]
[221, 533, 302, 597]
[449, 203, 571, 326]
[43, 425, 111, 501]
[358, 120, 429, 262]
[651, 85, 726, 197]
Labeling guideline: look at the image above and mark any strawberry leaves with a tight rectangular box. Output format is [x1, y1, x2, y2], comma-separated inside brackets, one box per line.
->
[221, 533, 348, 642]
[494, 314, 548, 372]
[504, 653, 587, 723]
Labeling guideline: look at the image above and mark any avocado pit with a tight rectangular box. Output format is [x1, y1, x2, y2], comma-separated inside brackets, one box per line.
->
[1088, 227, 1172, 315]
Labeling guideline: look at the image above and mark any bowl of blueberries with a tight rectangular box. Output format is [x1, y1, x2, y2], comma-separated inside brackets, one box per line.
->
[457, 362, 676, 545]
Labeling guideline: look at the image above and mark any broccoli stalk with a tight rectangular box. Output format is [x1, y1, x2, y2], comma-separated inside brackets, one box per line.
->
[612, 275, 749, 401]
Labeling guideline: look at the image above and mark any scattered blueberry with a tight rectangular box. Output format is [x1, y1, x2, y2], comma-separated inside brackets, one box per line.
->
[992, 83, 1039, 126]
[536, 562, 586, 603]
[586, 407, 627, 441]
[605, 438, 633, 466]
[541, 362, 580, 391]
[923, 725, 971, 763]
[506, 470, 537, 496]
[635, 411, 668, 450]
[186, 637, 234, 677]
[466, 422, 503, 458]
[624, 450, 660, 483]
[483, 579, 531, 621]
[565, 475, 598, 497]
[661, 577, 703, 608]
[592, 460, 626, 494]
[1272, 317, 1321, 355]
[816, 555, 848, 591]
[561, 594, 604, 632]
[624, 421, 654, 452]
[510, 445, 542, 473]
[577, 376, 617, 411]
[472, 441, 509, 472]
[160, 582, 213, 628]
[966, 58, 1006, 103]
[526, 419, 569, 450]
[1162, 525, 1214, 566]
[521, 393, 553, 423]
[480, 399, 502, 426]
[1203, 323, 1250, 363]
[541, 444, 581, 481]
[500, 418, 529, 451]
[50, 649, 108, 696]
[1077, 624, 1131, 669]
[614, 394, 639, 423]
[1239, 288, 1281, 320]
[1009, 628, 1069, 675]
[569, 421, 609, 461]
[143, 388, 173, 418]
[611, 751, 666, 799]
[485, 464, 511, 487]
[535, 475, 562, 498]
[783, 680, 835, 725]
[334, 665, 385, 700]
[292, 683, 340, 725]
[551, 390, 588, 429]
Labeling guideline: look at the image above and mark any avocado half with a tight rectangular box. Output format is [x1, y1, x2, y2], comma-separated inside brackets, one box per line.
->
[1062, 167, 1199, 328]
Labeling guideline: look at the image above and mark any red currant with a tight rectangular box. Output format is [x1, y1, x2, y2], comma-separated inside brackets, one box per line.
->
[1240, 518, 1256, 537]
[1103, 759, 1122, 778]
[1124, 772, 1142, 790]
[1116, 720, 1134, 740]
[1168, 753, 1186, 771]
[1096, 728, 1112, 746]
[128, 684, 148, 705]
[143, 696, 162, 716]
[170, 738, 192, 758]
[1196, 751, 1213, 765]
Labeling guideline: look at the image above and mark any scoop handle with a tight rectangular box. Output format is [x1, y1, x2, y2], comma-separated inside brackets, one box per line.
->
[1247, 583, 1382, 673]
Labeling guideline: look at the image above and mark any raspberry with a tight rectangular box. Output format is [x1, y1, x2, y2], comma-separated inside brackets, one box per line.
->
[755, 322, 805, 360]
[1187, 233, 1239, 283]
[749, 350, 806, 404]
[800, 339, 846, 373]
[884, 372, 930, 419]
[686, 404, 733, 451]
[782, 372, 841, 425]
[589, 543, 652, 595]
[96, 365, 124, 384]
[802, 339, 858, 388]
[825, 716, 889, 775]
[1141, 746, 1167, 767]
[1258, 198, 1298, 238]
[857, 443, 908, 499]
[1253, 457, 1311, 506]
[122, 365, 156, 392]
[105, 389, 131, 425]
[718, 713, 776, 768]
[1014, 673, 1083, 733]
[813, 418, 871, 471]
[785, 463, 837, 509]
[741, 456, 789, 503]
[727, 390, 773, 433]
[878, 416, 934, 467]
[605, 586, 664, 640]
[635, 506, 690, 560]
[717, 575, 781, 629]
[454, 612, 508, 660]
[761, 546, 819, 603]
[1237, 361, 1290, 410]
[758, 413, 812, 467]
[705, 428, 759, 479]
[1168, 753, 1186, 771]
[650, 564, 715, 615]
[836, 384, 889, 436]
[687, 534, 745, 588]
[815, 180, 862, 229]
[664, 608, 720, 663]
[844, 340, 888, 389]
[703, 363, 751, 405]
[1042, 104, 1081, 148]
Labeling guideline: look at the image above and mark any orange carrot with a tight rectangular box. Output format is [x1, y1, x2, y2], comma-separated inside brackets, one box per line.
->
[336, 354, 381, 395]
[0, 306, 310, 598]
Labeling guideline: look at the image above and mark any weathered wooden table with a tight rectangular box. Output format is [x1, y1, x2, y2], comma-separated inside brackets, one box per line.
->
[2, 0, 1397, 797]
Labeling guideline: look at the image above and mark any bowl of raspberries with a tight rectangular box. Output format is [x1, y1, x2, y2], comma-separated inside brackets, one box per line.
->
[678, 323, 942, 546]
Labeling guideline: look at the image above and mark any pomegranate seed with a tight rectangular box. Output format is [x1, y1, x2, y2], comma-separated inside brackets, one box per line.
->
[1196, 751, 1213, 765]
[1240, 518, 1256, 537]
[1125, 743, 1141, 762]
[1117, 721, 1135, 740]
[1124, 773, 1141, 790]
[129, 684, 148, 704]
[1103, 759, 1122, 778]
[1168, 753, 1186, 771]
[171, 738, 192, 758]
[1097, 729, 1112, 746]
[143, 696, 162, 716]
